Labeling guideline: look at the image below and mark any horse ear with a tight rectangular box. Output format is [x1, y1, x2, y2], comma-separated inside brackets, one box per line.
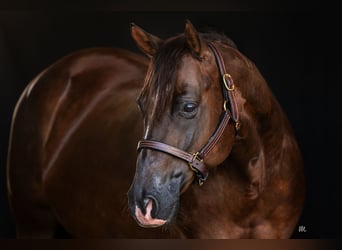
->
[130, 23, 162, 57]
[184, 20, 206, 59]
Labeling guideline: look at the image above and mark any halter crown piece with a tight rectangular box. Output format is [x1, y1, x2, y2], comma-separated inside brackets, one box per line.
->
[137, 42, 240, 185]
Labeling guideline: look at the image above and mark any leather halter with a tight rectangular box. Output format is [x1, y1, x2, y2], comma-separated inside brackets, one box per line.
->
[137, 42, 239, 185]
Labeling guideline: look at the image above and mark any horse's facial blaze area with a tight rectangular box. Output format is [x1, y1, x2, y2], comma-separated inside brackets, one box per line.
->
[134, 199, 167, 228]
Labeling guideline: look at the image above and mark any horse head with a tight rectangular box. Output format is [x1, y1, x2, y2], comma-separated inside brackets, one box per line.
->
[127, 20, 237, 228]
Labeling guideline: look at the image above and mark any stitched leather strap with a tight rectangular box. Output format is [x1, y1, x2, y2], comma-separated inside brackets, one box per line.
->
[137, 140, 208, 180]
[207, 42, 239, 125]
[198, 111, 231, 159]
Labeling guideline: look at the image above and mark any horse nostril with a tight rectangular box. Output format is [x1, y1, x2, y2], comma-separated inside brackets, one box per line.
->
[144, 196, 158, 218]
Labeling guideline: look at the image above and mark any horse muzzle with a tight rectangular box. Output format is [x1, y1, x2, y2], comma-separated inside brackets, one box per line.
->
[127, 174, 182, 228]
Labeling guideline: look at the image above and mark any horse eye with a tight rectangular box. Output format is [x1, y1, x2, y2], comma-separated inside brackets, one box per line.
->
[183, 103, 197, 113]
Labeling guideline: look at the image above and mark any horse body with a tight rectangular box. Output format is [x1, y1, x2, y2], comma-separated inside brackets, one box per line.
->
[7, 48, 174, 238]
[7, 21, 305, 238]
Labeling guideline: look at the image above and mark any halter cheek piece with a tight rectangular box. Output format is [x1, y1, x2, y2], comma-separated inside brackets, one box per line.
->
[137, 42, 240, 186]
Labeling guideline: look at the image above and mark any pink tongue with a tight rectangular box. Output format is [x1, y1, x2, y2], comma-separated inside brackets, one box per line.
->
[135, 199, 167, 228]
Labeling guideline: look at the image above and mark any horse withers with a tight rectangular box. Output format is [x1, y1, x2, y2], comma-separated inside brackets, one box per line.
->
[7, 20, 305, 238]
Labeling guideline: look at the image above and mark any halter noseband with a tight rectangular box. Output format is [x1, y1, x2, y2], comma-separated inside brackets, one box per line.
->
[137, 42, 239, 185]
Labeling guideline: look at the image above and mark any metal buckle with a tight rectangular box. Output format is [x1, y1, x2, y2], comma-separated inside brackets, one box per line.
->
[188, 152, 206, 186]
[188, 152, 202, 173]
[192, 152, 203, 163]
[223, 73, 235, 91]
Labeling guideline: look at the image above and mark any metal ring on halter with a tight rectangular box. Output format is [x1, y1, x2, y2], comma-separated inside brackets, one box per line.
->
[223, 73, 235, 91]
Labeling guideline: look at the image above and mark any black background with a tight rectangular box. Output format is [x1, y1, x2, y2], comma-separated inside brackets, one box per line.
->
[1, 1, 341, 239]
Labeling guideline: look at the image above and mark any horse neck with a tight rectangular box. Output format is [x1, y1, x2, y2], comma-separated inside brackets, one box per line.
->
[221, 46, 294, 196]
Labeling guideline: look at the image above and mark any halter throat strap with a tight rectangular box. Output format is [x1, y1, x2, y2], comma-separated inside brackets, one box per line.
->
[137, 42, 239, 185]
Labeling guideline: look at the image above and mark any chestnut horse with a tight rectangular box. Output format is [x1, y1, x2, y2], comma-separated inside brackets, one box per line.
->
[7, 20, 305, 238]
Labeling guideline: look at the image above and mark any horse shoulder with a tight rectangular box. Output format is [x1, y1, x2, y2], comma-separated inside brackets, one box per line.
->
[7, 47, 152, 237]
